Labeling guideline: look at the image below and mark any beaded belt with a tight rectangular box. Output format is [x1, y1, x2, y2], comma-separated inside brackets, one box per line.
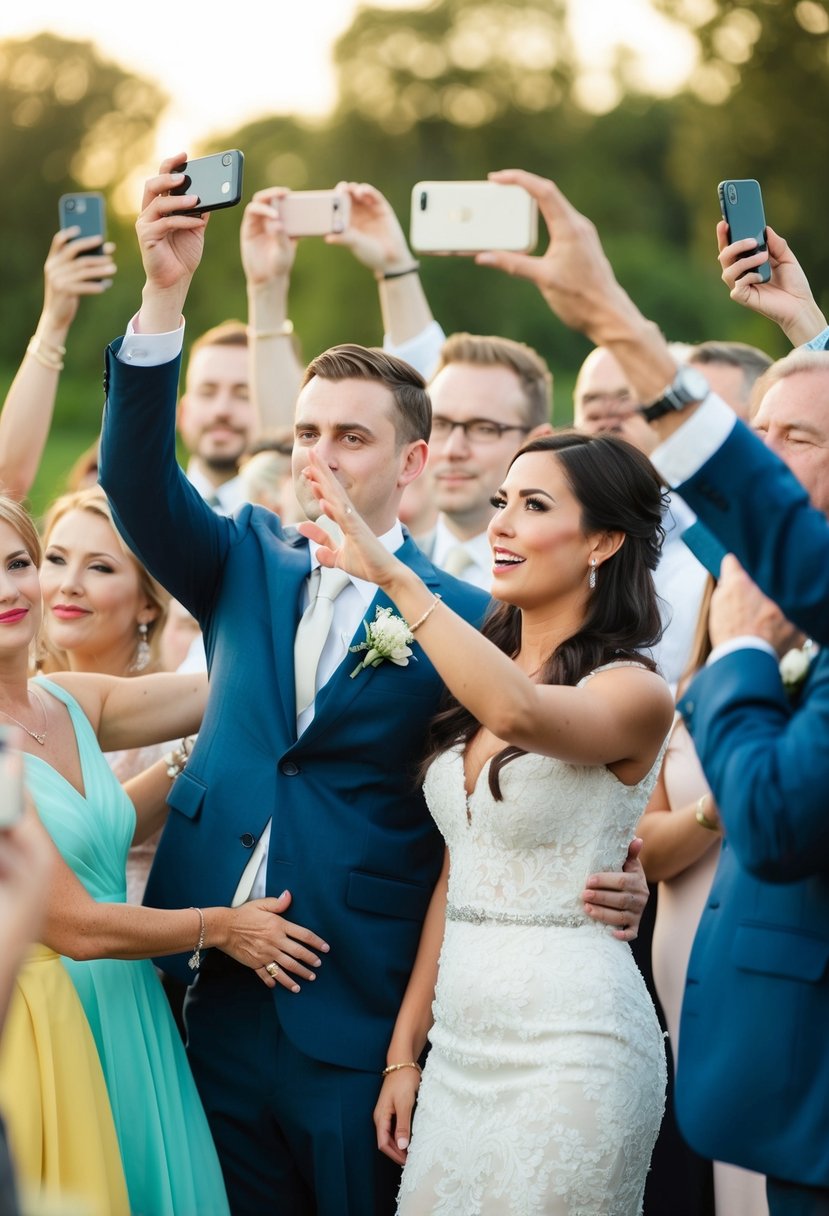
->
[446, 904, 587, 928]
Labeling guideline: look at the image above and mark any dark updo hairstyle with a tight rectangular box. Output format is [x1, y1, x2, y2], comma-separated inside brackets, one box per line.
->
[422, 431, 667, 799]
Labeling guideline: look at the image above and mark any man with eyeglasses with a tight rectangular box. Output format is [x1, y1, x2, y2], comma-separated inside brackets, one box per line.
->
[417, 332, 553, 588]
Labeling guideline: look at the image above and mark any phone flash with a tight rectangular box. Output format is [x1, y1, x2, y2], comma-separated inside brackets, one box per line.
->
[221, 181, 231, 195]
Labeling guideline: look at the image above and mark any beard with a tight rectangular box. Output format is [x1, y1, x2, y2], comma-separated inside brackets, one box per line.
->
[201, 451, 243, 475]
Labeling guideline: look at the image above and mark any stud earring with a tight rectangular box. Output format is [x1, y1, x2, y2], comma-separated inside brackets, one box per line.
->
[588, 558, 597, 590]
[130, 622, 151, 672]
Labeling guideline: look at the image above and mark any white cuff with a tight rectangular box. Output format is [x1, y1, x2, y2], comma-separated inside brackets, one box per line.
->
[804, 325, 829, 352]
[650, 395, 737, 488]
[384, 320, 445, 382]
[706, 636, 777, 666]
[117, 314, 186, 366]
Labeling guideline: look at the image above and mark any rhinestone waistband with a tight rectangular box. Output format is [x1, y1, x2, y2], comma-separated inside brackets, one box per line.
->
[445, 904, 587, 929]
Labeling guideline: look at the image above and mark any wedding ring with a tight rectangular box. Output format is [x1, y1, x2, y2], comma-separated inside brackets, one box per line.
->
[345, 507, 353, 515]
[266, 962, 280, 978]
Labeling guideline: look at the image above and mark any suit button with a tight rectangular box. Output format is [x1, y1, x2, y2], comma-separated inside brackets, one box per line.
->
[281, 761, 300, 776]
[240, 833, 256, 848]
[708, 898, 720, 909]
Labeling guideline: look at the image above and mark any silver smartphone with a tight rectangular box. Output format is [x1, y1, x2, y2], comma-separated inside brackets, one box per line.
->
[410, 181, 538, 254]
[0, 726, 24, 829]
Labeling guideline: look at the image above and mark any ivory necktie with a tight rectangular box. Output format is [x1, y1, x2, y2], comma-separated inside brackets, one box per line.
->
[294, 562, 351, 716]
[443, 544, 474, 578]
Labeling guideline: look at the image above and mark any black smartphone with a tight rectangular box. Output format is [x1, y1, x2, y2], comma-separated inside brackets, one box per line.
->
[58, 191, 106, 256]
[717, 178, 770, 283]
[170, 150, 244, 215]
[0, 726, 24, 829]
[681, 521, 729, 580]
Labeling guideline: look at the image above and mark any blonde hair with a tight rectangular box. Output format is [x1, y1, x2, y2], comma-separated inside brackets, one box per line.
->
[0, 495, 42, 566]
[40, 487, 169, 673]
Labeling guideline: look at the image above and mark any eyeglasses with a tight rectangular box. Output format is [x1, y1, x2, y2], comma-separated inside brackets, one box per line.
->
[430, 417, 531, 445]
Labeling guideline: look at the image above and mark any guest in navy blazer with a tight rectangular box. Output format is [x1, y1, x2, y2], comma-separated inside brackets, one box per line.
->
[475, 169, 829, 1215]
[98, 158, 650, 1216]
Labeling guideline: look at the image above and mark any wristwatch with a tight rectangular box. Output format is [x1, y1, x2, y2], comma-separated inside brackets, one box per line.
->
[639, 365, 710, 422]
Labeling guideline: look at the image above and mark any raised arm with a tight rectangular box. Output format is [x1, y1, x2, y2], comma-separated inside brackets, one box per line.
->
[0, 230, 116, 500]
[241, 187, 304, 433]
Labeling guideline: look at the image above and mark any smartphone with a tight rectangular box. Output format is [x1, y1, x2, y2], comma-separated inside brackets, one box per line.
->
[717, 178, 770, 283]
[275, 190, 350, 237]
[170, 150, 244, 215]
[0, 727, 24, 829]
[410, 181, 538, 254]
[58, 192, 106, 256]
[681, 521, 729, 579]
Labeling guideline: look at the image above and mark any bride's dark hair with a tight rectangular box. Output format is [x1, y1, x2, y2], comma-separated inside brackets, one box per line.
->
[421, 431, 667, 799]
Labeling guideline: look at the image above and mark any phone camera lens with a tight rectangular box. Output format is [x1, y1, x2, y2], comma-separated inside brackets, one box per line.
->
[65, 199, 76, 211]
[728, 184, 738, 205]
[221, 153, 232, 167]
[420, 192, 428, 212]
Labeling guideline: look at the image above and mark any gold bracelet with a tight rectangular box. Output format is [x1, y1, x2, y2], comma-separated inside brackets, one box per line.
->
[695, 794, 720, 832]
[409, 594, 441, 634]
[247, 320, 294, 338]
[381, 1061, 422, 1077]
[26, 338, 64, 371]
[188, 907, 205, 971]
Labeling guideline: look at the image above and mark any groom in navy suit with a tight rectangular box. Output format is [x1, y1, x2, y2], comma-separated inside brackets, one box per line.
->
[98, 159, 648, 1216]
[475, 169, 829, 1215]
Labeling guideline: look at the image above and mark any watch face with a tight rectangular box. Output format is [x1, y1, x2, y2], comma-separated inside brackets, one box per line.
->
[676, 365, 710, 403]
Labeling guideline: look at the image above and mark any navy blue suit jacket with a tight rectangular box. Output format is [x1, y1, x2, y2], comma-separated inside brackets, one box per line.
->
[674, 419, 829, 1185]
[98, 344, 488, 1072]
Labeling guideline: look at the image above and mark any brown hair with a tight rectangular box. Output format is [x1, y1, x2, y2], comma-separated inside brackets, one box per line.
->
[40, 488, 169, 673]
[436, 332, 553, 429]
[302, 344, 431, 446]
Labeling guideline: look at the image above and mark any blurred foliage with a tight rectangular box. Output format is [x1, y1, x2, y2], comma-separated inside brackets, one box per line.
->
[0, 0, 824, 505]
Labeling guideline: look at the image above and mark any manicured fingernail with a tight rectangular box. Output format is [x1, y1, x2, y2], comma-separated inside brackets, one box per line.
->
[291, 984, 300, 993]
[280, 890, 289, 898]
[397, 1137, 409, 1150]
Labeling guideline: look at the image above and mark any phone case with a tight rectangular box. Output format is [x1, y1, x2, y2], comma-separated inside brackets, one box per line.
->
[410, 181, 538, 254]
[276, 191, 351, 237]
[58, 192, 106, 254]
[717, 178, 770, 283]
[172, 150, 244, 215]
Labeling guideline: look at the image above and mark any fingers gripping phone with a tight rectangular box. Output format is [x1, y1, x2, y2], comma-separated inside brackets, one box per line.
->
[410, 181, 538, 254]
[275, 191, 350, 237]
[170, 150, 245, 215]
[0, 727, 24, 828]
[58, 192, 106, 256]
[717, 179, 771, 283]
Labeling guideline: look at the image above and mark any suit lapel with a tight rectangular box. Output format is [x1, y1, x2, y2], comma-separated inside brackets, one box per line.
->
[259, 524, 310, 736]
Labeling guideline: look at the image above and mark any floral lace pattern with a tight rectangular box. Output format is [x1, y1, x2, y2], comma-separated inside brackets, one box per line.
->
[398, 665, 668, 1215]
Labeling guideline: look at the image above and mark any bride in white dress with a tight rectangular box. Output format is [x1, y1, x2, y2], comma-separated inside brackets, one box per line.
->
[300, 431, 674, 1215]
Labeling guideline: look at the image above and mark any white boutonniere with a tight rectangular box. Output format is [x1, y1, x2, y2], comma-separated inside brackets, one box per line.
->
[350, 606, 414, 678]
[779, 639, 814, 696]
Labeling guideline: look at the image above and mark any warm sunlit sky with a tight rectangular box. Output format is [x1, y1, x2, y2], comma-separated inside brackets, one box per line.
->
[0, 0, 697, 164]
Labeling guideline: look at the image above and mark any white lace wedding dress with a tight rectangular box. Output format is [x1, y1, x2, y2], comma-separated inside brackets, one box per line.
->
[397, 668, 667, 1216]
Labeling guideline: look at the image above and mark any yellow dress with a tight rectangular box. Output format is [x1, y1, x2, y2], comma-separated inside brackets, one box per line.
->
[0, 944, 129, 1216]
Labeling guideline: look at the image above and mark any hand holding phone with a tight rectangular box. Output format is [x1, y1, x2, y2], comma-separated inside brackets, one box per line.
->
[717, 179, 770, 283]
[170, 150, 244, 215]
[410, 181, 538, 254]
[58, 192, 106, 256]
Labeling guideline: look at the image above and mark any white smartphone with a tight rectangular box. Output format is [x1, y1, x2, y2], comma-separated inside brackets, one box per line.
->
[0, 726, 24, 829]
[274, 190, 351, 237]
[410, 181, 538, 254]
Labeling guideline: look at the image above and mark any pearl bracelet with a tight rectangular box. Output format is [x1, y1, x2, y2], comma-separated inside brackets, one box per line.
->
[409, 595, 442, 634]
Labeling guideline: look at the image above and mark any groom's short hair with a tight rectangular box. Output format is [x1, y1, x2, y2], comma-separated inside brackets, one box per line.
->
[303, 344, 431, 448]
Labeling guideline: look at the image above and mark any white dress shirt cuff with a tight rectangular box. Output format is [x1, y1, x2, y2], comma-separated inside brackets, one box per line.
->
[383, 320, 445, 382]
[804, 325, 829, 352]
[117, 314, 186, 366]
[650, 395, 737, 489]
[706, 636, 777, 666]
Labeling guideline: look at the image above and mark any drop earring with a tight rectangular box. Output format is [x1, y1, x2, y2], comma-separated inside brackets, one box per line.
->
[588, 558, 597, 590]
[130, 622, 150, 672]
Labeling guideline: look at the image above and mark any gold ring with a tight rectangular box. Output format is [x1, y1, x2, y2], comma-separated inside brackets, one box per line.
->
[266, 962, 279, 978]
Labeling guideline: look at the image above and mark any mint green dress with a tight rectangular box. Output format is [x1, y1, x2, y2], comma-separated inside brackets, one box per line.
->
[26, 677, 229, 1216]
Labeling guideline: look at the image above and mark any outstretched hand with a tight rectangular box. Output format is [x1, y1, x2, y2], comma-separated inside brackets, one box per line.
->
[241, 187, 297, 287]
[325, 181, 414, 276]
[296, 451, 403, 589]
[716, 220, 827, 345]
[44, 229, 117, 330]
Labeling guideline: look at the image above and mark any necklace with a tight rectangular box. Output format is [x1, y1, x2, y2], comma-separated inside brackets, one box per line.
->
[0, 685, 48, 745]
